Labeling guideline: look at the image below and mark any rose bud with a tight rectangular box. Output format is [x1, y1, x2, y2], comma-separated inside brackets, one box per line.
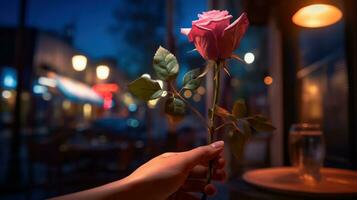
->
[181, 10, 249, 61]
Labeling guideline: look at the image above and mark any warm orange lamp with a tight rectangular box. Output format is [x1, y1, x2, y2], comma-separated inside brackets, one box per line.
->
[292, 3, 342, 28]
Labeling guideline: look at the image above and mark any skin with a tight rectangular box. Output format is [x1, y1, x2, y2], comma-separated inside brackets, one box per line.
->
[50, 141, 226, 200]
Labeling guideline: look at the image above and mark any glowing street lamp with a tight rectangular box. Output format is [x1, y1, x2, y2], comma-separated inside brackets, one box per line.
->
[96, 65, 110, 80]
[72, 55, 87, 71]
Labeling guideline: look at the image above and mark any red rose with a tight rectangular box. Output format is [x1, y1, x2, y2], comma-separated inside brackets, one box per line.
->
[181, 10, 249, 61]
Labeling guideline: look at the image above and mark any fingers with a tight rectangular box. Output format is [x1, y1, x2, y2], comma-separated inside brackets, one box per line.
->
[170, 192, 200, 200]
[188, 166, 227, 181]
[180, 180, 218, 195]
[188, 156, 226, 180]
[181, 179, 206, 192]
[190, 156, 225, 167]
[179, 181, 217, 197]
[216, 157, 226, 169]
[210, 156, 226, 169]
[204, 184, 217, 196]
[177, 181, 219, 199]
[184, 141, 224, 168]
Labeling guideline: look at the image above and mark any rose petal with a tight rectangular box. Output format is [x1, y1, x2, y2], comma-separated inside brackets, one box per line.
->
[218, 12, 249, 59]
[198, 10, 229, 19]
[194, 15, 232, 38]
[193, 15, 232, 26]
[180, 28, 191, 36]
[188, 23, 218, 60]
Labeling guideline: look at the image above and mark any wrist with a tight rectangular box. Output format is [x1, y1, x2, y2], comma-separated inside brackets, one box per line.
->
[108, 175, 152, 200]
[115, 175, 162, 200]
[105, 176, 137, 199]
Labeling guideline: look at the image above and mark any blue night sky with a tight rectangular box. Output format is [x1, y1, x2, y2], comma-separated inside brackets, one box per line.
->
[0, 0, 207, 59]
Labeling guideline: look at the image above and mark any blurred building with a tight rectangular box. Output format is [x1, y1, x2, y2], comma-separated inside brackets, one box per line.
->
[0, 27, 127, 133]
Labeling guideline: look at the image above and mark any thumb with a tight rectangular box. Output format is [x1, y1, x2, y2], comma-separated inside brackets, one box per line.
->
[183, 141, 224, 168]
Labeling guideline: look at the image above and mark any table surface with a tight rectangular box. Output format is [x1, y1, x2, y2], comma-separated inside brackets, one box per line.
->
[223, 178, 357, 200]
[223, 167, 357, 200]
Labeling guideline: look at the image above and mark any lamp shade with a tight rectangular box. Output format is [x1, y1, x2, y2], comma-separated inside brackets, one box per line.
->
[292, 2, 342, 28]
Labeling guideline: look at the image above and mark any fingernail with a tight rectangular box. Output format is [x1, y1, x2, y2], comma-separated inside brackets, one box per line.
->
[211, 141, 224, 149]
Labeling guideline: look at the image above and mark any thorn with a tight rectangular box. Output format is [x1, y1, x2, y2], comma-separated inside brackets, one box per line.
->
[198, 65, 209, 78]
[223, 66, 231, 77]
[231, 54, 244, 63]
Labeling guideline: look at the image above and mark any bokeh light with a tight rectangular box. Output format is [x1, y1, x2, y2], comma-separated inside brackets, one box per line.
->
[127, 118, 139, 128]
[96, 65, 110, 80]
[244, 52, 255, 64]
[197, 86, 206, 95]
[42, 93, 52, 101]
[147, 99, 159, 109]
[1, 90, 12, 99]
[83, 103, 92, 119]
[183, 90, 192, 98]
[193, 94, 201, 102]
[33, 85, 47, 94]
[62, 100, 71, 110]
[128, 103, 138, 112]
[72, 55, 87, 71]
[264, 76, 273, 85]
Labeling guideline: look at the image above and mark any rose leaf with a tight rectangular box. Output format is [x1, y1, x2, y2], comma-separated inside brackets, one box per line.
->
[246, 115, 276, 132]
[128, 77, 162, 101]
[182, 68, 202, 90]
[228, 129, 249, 159]
[232, 100, 247, 119]
[153, 46, 179, 81]
[214, 105, 232, 118]
[164, 97, 186, 117]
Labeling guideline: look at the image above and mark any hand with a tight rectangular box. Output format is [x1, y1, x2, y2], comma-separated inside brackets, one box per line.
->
[50, 141, 226, 200]
[124, 140, 226, 200]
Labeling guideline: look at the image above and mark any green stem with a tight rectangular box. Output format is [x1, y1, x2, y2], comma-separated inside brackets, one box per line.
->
[202, 60, 222, 200]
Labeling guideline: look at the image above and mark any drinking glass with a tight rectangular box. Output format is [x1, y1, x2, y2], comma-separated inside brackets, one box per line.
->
[289, 123, 325, 184]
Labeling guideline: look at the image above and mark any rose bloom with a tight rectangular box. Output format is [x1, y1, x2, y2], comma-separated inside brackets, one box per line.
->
[181, 10, 249, 61]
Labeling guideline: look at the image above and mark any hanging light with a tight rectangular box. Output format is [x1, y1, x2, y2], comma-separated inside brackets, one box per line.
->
[292, 3, 342, 28]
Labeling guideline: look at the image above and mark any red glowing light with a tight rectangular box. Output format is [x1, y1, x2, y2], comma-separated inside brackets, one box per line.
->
[92, 83, 119, 93]
[92, 83, 119, 109]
